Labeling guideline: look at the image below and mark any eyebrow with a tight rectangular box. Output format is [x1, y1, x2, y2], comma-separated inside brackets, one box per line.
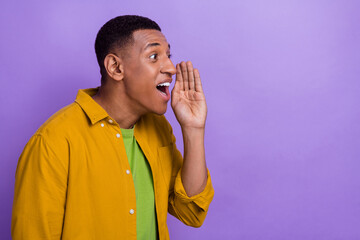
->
[144, 42, 171, 51]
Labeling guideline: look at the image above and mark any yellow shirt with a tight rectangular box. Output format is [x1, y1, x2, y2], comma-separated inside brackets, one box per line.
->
[12, 88, 214, 240]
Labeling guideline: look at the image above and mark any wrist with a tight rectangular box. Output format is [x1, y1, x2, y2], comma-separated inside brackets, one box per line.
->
[181, 126, 205, 135]
[181, 127, 205, 143]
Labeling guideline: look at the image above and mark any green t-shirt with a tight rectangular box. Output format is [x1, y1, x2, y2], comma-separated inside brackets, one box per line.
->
[120, 127, 158, 240]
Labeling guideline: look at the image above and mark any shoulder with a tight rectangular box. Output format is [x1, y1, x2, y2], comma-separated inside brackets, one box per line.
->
[19, 103, 83, 167]
[34, 102, 85, 144]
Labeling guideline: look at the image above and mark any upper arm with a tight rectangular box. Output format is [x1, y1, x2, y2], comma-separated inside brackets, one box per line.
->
[12, 134, 68, 240]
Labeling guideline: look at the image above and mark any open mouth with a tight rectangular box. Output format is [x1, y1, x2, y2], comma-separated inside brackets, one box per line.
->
[156, 82, 170, 96]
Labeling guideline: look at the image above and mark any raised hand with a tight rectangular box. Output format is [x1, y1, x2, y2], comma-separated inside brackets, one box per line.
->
[171, 61, 207, 129]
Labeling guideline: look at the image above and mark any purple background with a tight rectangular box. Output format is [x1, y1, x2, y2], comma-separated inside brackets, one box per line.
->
[1, 0, 360, 239]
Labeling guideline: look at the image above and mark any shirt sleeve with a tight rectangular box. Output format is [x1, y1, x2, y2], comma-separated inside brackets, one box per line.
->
[166, 123, 215, 227]
[168, 167, 214, 227]
[12, 134, 68, 240]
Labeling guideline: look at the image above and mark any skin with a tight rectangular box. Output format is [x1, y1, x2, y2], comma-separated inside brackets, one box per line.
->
[93, 29, 207, 197]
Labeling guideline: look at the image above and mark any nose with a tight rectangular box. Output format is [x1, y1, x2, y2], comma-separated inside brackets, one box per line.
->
[161, 58, 176, 76]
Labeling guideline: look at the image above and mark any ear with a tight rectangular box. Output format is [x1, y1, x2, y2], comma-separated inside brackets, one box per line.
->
[103, 53, 124, 82]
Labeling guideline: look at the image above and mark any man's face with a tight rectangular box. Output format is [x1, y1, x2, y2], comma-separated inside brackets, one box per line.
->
[120, 29, 176, 116]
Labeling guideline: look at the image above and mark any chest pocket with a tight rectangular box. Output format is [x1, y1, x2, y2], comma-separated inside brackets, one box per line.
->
[158, 144, 176, 191]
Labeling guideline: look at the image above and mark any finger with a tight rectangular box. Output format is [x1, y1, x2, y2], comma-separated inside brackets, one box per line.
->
[171, 79, 180, 106]
[175, 64, 184, 91]
[187, 61, 195, 91]
[180, 61, 188, 91]
[194, 68, 203, 92]
[172, 74, 180, 94]
[172, 67, 181, 93]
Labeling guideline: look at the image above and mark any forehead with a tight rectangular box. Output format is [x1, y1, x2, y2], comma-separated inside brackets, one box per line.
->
[131, 29, 169, 50]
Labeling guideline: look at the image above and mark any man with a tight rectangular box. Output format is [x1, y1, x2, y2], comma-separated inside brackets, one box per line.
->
[12, 15, 214, 240]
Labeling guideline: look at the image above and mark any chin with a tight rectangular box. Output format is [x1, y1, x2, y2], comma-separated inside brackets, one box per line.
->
[152, 105, 168, 115]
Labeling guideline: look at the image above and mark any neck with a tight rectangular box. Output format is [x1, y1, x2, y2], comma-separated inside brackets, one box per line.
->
[92, 82, 143, 129]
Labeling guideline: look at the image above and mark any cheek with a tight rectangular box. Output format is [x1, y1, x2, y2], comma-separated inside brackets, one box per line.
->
[124, 61, 159, 94]
[125, 76, 153, 96]
[136, 67, 159, 88]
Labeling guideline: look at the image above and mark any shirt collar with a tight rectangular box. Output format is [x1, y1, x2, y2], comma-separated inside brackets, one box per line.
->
[74, 87, 109, 125]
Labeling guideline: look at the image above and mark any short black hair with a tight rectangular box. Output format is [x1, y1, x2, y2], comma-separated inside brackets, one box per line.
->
[95, 15, 161, 77]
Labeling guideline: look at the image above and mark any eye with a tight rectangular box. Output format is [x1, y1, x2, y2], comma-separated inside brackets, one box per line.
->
[150, 53, 158, 60]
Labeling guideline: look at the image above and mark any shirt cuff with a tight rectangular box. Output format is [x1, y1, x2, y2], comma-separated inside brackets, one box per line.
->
[173, 168, 214, 212]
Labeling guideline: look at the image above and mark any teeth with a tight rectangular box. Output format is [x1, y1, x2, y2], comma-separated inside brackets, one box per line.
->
[157, 82, 170, 87]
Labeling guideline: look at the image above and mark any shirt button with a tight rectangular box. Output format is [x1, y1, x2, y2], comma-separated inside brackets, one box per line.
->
[129, 209, 135, 215]
[108, 119, 113, 124]
[100, 123, 104, 127]
[126, 170, 130, 174]
[116, 133, 121, 138]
